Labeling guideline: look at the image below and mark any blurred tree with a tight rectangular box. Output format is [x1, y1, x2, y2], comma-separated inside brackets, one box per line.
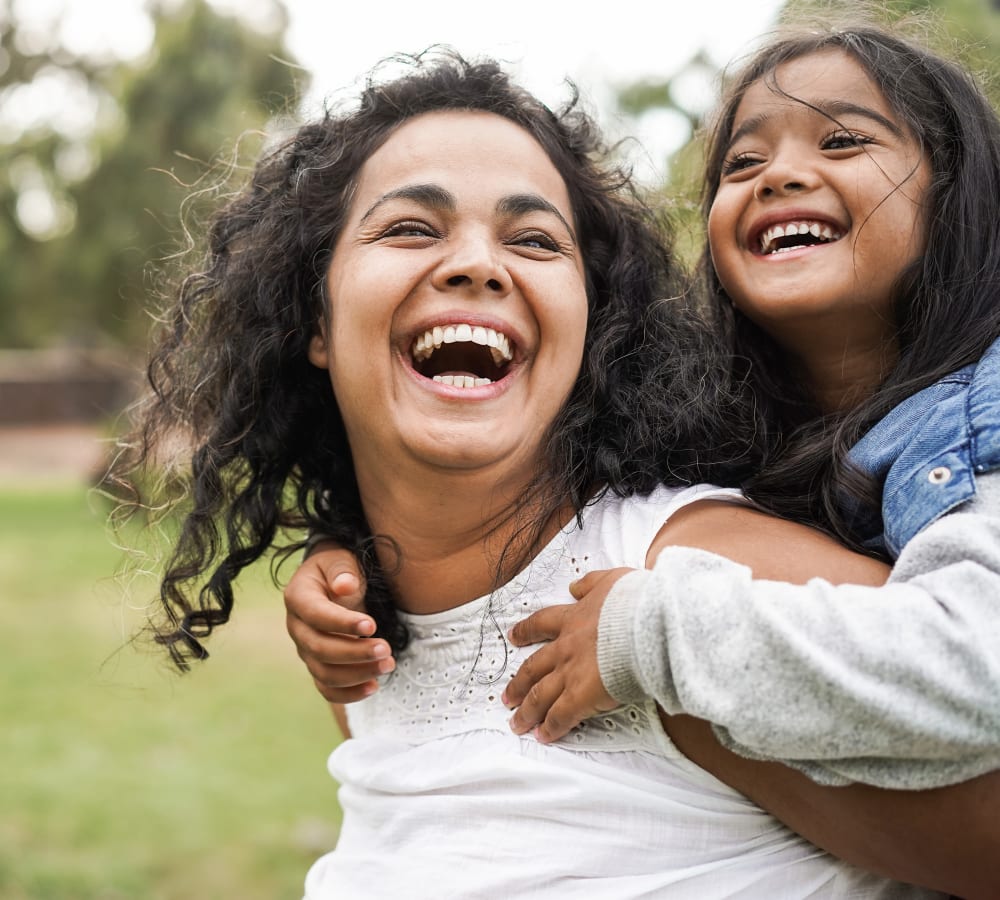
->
[781, 0, 1000, 109]
[0, 0, 305, 348]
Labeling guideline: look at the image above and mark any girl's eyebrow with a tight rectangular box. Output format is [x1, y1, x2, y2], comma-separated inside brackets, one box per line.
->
[360, 184, 577, 241]
[729, 99, 904, 147]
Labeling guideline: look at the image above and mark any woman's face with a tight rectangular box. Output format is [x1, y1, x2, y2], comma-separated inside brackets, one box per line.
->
[708, 49, 931, 358]
[309, 110, 588, 490]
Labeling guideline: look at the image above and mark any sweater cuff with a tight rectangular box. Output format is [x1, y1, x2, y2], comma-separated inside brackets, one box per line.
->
[597, 570, 650, 704]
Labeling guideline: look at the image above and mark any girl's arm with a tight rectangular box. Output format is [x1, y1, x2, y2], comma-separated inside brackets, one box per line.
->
[508, 490, 1000, 895]
[598, 477, 1000, 788]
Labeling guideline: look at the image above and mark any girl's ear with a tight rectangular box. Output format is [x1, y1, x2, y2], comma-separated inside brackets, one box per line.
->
[308, 330, 329, 369]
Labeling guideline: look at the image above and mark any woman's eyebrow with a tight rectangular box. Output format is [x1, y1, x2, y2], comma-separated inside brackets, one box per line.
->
[728, 99, 903, 147]
[497, 193, 576, 241]
[360, 184, 454, 223]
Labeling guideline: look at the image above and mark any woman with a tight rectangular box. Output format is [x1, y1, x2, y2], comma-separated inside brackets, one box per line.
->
[116, 52, 938, 897]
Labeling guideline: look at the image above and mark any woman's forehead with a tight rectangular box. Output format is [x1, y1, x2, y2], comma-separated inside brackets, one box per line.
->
[349, 110, 575, 222]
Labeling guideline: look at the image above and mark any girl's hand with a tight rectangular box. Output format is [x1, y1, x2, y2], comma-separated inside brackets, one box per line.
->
[284, 542, 395, 703]
[502, 567, 631, 742]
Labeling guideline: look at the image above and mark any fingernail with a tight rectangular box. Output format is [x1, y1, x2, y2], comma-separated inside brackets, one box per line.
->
[376, 658, 395, 674]
[372, 642, 390, 659]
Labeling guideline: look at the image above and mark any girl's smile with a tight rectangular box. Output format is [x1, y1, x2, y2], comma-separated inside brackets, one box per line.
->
[708, 49, 931, 365]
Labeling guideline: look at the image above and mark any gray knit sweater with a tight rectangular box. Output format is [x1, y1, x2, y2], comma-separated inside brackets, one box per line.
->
[597, 472, 1000, 788]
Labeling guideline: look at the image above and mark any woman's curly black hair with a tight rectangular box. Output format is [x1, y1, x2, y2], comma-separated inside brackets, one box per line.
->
[116, 49, 753, 670]
[699, 22, 1000, 549]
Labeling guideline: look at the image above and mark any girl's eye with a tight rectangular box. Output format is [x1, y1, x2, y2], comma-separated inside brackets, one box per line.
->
[721, 152, 763, 176]
[380, 220, 438, 239]
[823, 131, 874, 151]
[509, 231, 560, 252]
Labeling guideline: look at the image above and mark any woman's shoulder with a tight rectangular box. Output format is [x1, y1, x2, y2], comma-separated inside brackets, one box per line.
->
[569, 484, 745, 571]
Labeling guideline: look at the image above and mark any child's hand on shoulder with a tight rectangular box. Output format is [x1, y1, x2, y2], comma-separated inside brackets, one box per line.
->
[284, 542, 396, 703]
[503, 567, 633, 743]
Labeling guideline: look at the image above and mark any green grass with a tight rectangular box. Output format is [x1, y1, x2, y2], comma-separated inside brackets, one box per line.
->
[0, 485, 343, 899]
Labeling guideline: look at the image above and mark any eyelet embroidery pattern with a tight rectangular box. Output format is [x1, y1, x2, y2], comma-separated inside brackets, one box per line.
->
[348, 529, 662, 753]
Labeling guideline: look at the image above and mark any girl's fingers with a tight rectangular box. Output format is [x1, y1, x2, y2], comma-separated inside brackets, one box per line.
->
[534, 695, 585, 744]
[313, 678, 380, 705]
[568, 569, 608, 599]
[507, 605, 567, 647]
[506, 672, 561, 736]
[502, 640, 558, 711]
[308, 657, 394, 690]
[288, 617, 394, 666]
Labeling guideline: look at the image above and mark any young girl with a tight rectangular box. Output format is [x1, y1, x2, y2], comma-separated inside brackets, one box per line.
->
[286, 24, 1000, 897]
[119, 50, 945, 898]
[503, 21, 1000, 783]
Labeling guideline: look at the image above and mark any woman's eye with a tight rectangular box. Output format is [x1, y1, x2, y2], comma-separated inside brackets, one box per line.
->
[823, 131, 874, 151]
[381, 220, 437, 239]
[721, 152, 763, 176]
[510, 232, 560, 252]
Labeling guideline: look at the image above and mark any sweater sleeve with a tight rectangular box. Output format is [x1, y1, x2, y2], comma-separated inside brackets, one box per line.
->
[597, 472, 1000, 789]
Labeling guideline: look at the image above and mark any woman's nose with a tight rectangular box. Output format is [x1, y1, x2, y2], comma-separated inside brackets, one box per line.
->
[433, 232, 512, 295]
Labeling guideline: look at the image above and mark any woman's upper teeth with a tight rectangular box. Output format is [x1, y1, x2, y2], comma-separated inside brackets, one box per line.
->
[412, 324, 513, 366]
[759, 220, 842, 254]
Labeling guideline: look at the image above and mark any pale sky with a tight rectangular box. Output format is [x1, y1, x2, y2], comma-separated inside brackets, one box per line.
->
[5, 0, 787, 187]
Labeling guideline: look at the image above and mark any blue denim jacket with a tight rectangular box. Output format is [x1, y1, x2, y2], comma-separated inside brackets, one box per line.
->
[848, 337, 1000, 557]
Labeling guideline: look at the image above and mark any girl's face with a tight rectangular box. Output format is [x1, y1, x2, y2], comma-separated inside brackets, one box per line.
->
[308, 110, 588, 490]
[708, 49, 931, 357]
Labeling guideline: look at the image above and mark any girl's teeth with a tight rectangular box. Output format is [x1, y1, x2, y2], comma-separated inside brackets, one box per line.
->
[759, 221, 842, 254]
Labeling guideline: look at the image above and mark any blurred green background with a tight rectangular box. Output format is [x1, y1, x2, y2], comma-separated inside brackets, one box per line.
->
[1, 0, 997, 897]
[0, 483, 342, 899]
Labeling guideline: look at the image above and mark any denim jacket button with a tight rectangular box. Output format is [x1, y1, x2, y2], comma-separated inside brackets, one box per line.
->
[927, 465, 952, 485]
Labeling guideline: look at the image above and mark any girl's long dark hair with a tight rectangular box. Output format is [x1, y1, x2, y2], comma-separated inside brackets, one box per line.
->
[700, 25, 1000, 547]
[115, 50, 752, 670]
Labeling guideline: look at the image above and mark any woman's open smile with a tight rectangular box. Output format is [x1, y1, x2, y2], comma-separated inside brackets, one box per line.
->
[309, 109, 588, 482]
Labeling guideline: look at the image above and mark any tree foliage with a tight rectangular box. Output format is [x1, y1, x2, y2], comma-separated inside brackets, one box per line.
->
[0, 0, 305, 348]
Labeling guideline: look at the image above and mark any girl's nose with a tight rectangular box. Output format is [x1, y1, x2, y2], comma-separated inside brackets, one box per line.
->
[753, 152, 819, 200]
[754, 178, 809, 200]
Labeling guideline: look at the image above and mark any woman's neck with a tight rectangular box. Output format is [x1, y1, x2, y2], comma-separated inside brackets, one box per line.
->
[355, 464, 567, 615]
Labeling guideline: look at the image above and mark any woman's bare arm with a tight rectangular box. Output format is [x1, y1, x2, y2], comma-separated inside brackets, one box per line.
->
[665, 714, 999, 898]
